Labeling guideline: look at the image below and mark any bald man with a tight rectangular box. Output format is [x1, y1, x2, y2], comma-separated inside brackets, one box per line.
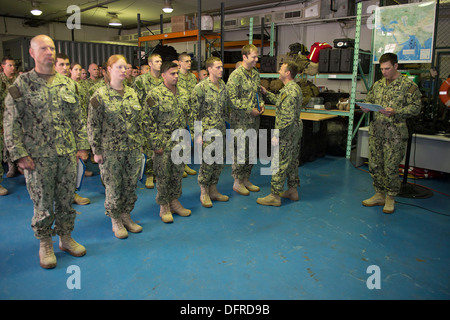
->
[3, 35, 90, 269]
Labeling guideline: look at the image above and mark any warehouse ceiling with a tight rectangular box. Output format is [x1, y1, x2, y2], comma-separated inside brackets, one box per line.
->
[0, 0, 300, 30]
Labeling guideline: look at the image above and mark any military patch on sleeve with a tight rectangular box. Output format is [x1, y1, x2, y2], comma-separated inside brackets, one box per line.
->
[90, 97, 100, 108]
[409, 84, 418, 94]
[8, 85, 22, 99]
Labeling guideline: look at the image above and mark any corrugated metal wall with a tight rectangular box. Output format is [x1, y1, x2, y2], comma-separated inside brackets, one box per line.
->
[2, 37, 137, 71]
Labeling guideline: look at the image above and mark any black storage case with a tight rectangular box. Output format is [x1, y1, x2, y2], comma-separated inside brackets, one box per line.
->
[329, 49, 341, 73]
[333, 38, 355, 48]
[260, 55, 277, 73]
[318, 49, 331, 73]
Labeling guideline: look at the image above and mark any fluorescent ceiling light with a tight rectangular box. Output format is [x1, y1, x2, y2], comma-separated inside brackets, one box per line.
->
[163, 0, 173, 13]
[30, 2, 42, 16]
[109, 14, 122, 26]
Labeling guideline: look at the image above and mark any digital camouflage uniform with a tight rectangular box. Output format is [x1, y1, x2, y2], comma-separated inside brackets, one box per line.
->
[88, 79, 106, 100]
[146, 83, 190, 205]
[226, 65, 264, 180]
[87, 84, 146, 219]
[190, 77, 230, 187]
[1, 73, 17, 183]
[3, 70, 89, 239]
[133, 73, 164, 177]
[364, 75, 422, 196]
[265, 80, 303, 195]
[177, 71, 198, 93]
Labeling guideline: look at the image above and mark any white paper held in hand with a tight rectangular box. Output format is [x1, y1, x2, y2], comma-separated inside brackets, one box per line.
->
[357, 102, 385, 112]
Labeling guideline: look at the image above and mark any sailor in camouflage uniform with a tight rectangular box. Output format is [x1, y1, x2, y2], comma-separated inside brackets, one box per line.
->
[146, 61, 192, 223]
[257, 62, 303, 206]
[133, 53, 163, 189]
[190, 57, 230, 208]
[177, 53, 198, 177]
[87, 55, 146, 239]
[226, 44, 265, 195]
[1, 57, 18, 182]
[360, 53, 422, 214]
[55, 53, 91, 206]
[0, 80, 6, 195]
[3, 35, 90, 269]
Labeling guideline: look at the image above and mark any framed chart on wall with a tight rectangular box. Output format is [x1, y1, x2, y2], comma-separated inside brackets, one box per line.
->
[372, 0, 436, 64]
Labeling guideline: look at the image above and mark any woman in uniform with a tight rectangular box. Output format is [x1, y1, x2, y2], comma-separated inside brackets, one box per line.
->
[87, 55, 146, 239]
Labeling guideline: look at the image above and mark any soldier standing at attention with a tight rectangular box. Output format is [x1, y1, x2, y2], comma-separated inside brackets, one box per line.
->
[190, 56, 230, 208]
[257, 62, 303, 207]
[133, 53, 163, 189]
[87, 54, 145, 239]
[360, 53, 422, 214]
[177, 53, 198, 177]
[86, 63, 100, 87]
[1, 57, 18, 180]
[226, 44, 265, 195]
[55, 53, 92, 205]
[146, 61, 191, 223]
[3, 35, 90, 269]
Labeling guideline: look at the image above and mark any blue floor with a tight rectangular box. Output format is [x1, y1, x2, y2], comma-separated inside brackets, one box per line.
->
[0, 156, 449, 300]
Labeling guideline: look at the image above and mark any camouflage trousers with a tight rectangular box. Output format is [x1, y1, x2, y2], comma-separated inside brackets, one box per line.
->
[99, 149, 141, 219]
[144, 150, 155, 176]
[230, 120, 260, 180]
[368, 123, 407, 196]
[153, 150, 184, 205]
[271, 124, 302, 195]
[24, 155, 77, 240]
[0, 136, 3, 184]
[198, 132, 225, 187]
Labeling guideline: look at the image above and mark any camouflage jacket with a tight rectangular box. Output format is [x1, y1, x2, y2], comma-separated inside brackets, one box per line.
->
[190, 77, 230, 135]
[145, 83, 190, 151]
[365, 74, 422, 139]
[88, 79, 106, 100]
[3, 69, 89, 161]
[226, 65, 264, 126]
[177, 71, 198, 93]
[133, 73, 163, 105]
[72, 79, 88, 123]
[87, 83, 145, 154]
[266, 80, 303, 136]
[0, 73, 17, 133]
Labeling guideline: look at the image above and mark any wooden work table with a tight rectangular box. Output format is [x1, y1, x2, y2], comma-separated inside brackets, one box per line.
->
[262, 106, 339, 121]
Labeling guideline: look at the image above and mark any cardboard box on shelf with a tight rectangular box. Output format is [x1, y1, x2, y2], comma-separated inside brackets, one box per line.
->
[171, 15, 194, 32]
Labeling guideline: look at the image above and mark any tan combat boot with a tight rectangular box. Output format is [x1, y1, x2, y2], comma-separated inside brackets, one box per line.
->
[383, 195, 395, 214]
[200, 186, 213, 208]
[121, 213, 143, 233]
[160, 204, 173, 223]
[111, 217, 128, 239]
[256, 193, 281, 207]
[233, 179, 250, 196]
[59, 234, 86, 257]
[243, 179, 260, 192]
[209, 185, 229, 202]
[0, 185, 8, 196]
[39, 237, 57, 269]
[145, 175, 154, 189]
[73, 193, 90, 205]
[184, 164, 197, 175]
[362, 193, 385, 207]
[170, 199, 191, 217]
[280, 187, 299, 201]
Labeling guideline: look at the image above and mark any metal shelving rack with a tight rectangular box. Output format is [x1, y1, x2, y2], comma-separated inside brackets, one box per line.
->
[137, 1, 225, 74]
[260, 1, 371, 159]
